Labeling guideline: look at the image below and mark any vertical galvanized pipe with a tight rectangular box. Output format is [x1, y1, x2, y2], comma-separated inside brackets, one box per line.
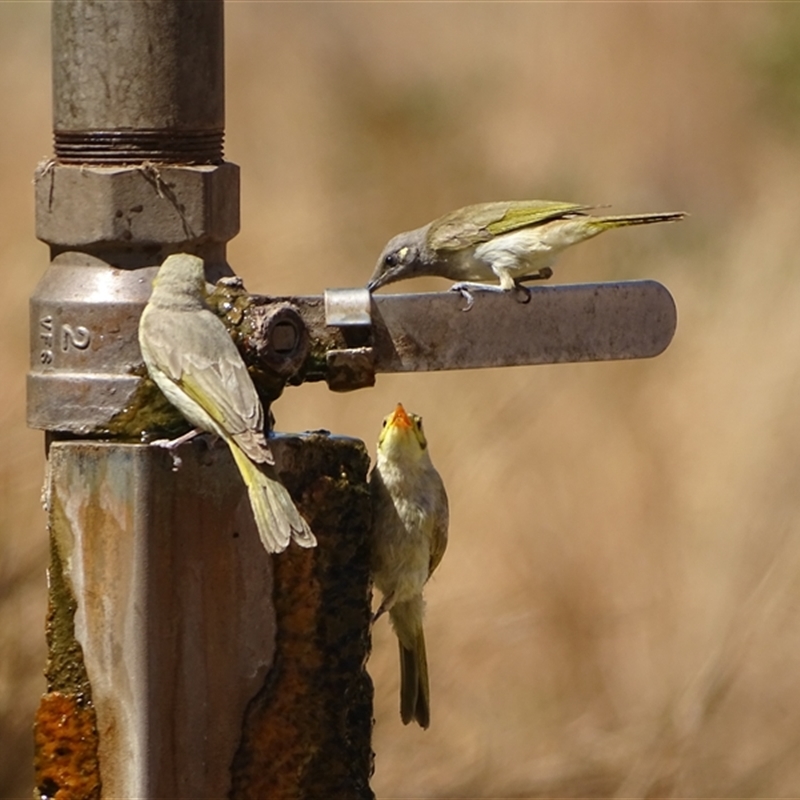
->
[30, 2, 375, 797]
[52, 0, 225, 162]
[30, 0, 237, 436]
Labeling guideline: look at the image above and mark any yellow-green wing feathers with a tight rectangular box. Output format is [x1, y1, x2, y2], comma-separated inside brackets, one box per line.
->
[428, 473, 449, 577]
[485, 200, 590, 235]
[142, 305, 269, 463]
[139, 255, 317, 555]
[428, 200, 589, 251]
[179, 359, 270, 463]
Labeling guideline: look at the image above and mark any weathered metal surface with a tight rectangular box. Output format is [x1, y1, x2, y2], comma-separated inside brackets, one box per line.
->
[52, 0, 224, 163]
[35, 3, 377, 799]
[246, 301, 310, 379]
[230, 280, 677, 391]
[325, 287, 373, 327]
[29, 0, 237, 437]
[46, 439, 276, 799]
[35, 163, 240, 249]
[26, 256, 227, 437]
[326, 347, 377, 392]
[27, 162, 239, 434]
[34, 489, 102, 800]
[30, 265, 676, 433]
[231, 434, 374, 800]
[322, 288, 376, 391]
[369, 280, 677, 371]
[28, 164, 238, 438]
[42, 434, 374, 800]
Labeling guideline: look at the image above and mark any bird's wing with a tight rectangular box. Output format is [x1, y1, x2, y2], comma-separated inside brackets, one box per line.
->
[429, 200, 590, 252]
[143, 308, 270, 461]
[428, 474, 449, 577]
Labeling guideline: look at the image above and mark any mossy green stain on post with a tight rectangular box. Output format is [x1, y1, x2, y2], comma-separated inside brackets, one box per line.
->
[43, 492, 93, 699]
[106, 369, 189, 439]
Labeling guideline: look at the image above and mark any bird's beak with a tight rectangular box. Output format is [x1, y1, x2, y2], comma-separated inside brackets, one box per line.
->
[367, 262, 402, 292]
[389, 403, 412, 429]
[367, 272, 388, 292]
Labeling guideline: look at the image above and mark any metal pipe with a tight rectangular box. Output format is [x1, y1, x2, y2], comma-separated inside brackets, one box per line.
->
[52, 0, 225, 163]
[30, 0, 237, 436]
[30, 3, 375, 798]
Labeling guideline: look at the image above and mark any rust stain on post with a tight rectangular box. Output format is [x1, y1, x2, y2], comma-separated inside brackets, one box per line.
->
[230, 434, 375, 800]
[34, 488, 102, 800]
[34, 693, 101, 800]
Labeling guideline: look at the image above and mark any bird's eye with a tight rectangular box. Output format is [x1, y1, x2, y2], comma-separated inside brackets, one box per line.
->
[384, 253, 398, 268]
[381, 419, 388, 428]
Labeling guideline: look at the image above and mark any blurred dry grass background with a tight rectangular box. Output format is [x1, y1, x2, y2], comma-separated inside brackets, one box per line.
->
[3, 2, 800, 797]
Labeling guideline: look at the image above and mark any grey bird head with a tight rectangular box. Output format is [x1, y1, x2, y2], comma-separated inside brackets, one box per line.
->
[367, 226, 430, 292]
[148, 253, 207, 310]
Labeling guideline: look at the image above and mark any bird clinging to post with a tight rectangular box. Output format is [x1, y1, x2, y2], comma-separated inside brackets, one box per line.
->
[138, 253, 316, 554]
[370, 403, 449, 729]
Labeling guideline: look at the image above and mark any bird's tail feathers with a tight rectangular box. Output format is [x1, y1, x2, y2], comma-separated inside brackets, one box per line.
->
[391, 597, 430, 729]
[231, 445, 317, 554]
[593, 211, 686, 229]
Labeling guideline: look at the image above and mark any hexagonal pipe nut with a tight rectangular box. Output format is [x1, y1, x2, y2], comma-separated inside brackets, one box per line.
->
[35, 162, 240, 247]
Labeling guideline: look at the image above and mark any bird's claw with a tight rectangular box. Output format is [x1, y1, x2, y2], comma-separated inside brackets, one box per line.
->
[150, 438, 176, 449]
[458, 288, 475, 312]
[148, 427, 205, 471]
[150, 438, 184, 471]
[448, 283, 476, 312]
[512, 284, 532, 304]
[450, 281, 534, 310]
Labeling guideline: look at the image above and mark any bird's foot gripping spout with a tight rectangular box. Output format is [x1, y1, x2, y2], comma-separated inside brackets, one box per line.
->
[448, 282, 501, 311]
[148, 427, 206, 471]
[448, 281, 533, 311]
[512, 284, 532, 305]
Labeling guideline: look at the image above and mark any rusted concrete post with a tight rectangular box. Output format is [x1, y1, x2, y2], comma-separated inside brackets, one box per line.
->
[29, 2, 375, 798]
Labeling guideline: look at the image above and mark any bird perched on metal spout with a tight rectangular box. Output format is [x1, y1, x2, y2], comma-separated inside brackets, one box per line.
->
[368, 199, 686, 309]
[370, 403, 449, 729]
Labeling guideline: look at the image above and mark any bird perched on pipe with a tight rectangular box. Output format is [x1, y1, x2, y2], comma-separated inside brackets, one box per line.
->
[367, 199, 686, 308]
[138, 253, 316, 554]
[370, 403, 449, 729]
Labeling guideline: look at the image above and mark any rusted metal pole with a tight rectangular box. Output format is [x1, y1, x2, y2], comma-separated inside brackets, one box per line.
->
[36, 436, 373, 799]
[38, 440, 275, 799]
[29, 3, 374, 798]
